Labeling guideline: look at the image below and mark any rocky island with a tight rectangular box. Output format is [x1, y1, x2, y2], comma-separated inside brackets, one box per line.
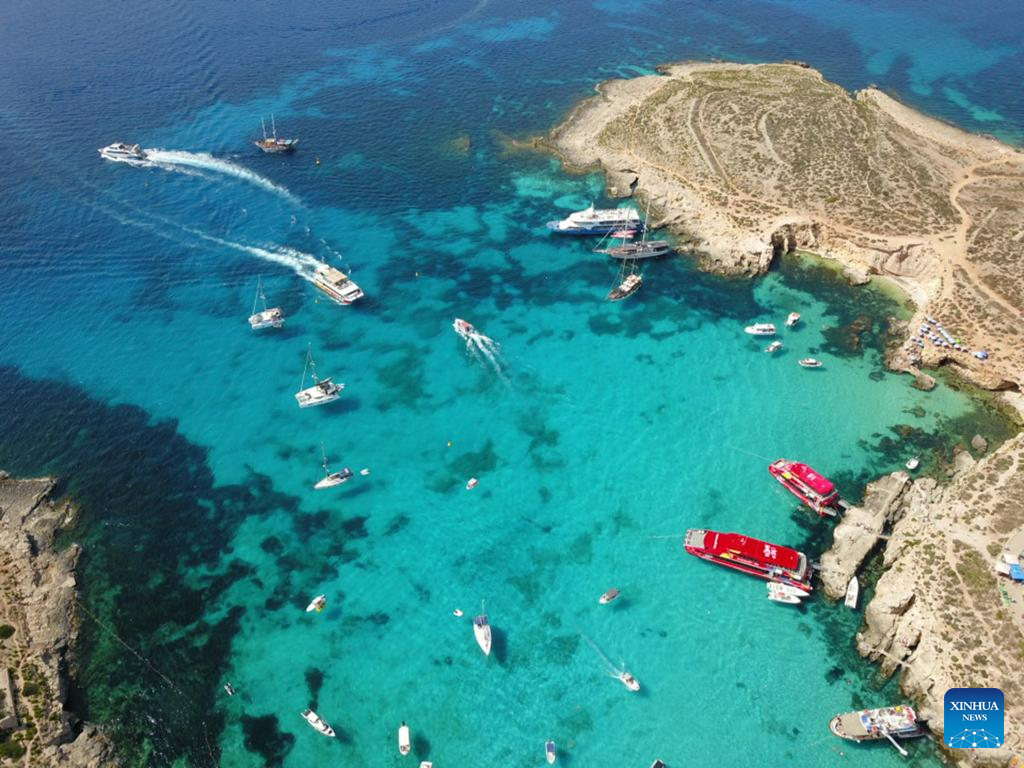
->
[547, 62, 1024, 765]
[0, 473, 116, 767]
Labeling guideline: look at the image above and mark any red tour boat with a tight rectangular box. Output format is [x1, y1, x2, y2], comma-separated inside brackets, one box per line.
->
[768, 459, 840, 517]
[684, 529, 812, 592]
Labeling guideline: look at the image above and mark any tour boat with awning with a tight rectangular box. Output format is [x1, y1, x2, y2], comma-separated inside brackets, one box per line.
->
[829, 705, 922, 744]
[768, 458, 840, 516]
[684, 528, 812, 592]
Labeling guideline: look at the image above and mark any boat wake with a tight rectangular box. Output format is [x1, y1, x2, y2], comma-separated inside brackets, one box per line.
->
[142, 149, 298, 203]
[578, 631, 624, 677]
[455, 321, 507, 380]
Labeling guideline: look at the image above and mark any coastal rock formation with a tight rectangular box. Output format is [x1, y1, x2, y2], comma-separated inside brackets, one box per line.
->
[547, 61, 1024, 390]
[828, 433, 1024, 766]
[0, 473, 117, 766]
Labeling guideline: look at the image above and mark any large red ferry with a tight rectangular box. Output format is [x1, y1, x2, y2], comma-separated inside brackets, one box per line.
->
[684, 529, 812, 592]
[768, 459, 840, 517]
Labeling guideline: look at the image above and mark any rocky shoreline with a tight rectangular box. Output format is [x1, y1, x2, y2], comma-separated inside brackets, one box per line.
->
[0, 472, 117, 766]
[545, 61, 1024, 767]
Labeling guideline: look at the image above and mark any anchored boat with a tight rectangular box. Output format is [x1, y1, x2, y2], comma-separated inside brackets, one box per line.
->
[99, 142, 147, 162]
[607, 271, 642, 302]
[306, 594, 327, 612]
[295, 346, 343, 408]
[595, 205, 671, 259]
[799, 357, 823, 368]
[767, 582, 804, 605]
[829, 705, 922, 745]
[744, 323, 776, 336]
[598, 587, 620, 605]
[786, 312, 801, 327]
[314, 442, 353, 489]
[547, 204, 642, 235]
[768, 458, 841, 517]
[546, 740, 557, 764]
[473, 613, 492, 656]
[254, 115, 298, 153]
[765, 341, 783, 354]
[248, 276, 284, 330]
[313, 262, 364, 305]
[684, 528, 813, 592]
[300, 709, 336, 737]
[845, 576, 860, 609]
[398, 722, 411, 755]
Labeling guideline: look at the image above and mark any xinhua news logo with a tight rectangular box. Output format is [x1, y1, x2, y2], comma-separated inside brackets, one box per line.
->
[944, 688, 1004, 749]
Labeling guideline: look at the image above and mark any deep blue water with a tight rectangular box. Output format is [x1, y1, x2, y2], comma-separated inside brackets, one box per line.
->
[1, 1, 1022, 766]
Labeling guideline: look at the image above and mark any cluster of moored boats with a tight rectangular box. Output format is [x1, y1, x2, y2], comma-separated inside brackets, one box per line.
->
[684, 457, 925, 751]
[745, 313, 824, 367]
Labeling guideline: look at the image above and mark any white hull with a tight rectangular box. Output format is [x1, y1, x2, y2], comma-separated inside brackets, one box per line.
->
[744, 324, 776, 336]
[248, 308, 284, 330]
[618, 672, 640, 692]
[295, 382, 343, 407]
[786, 313, 801, 327]
[473, 616, 492, 656]
[845, 577, 860, 609]
[799, 358, 823, 368]
[306, 594, 327, 612]
[599, 588, 620, 605]
[906, 457, 920, 470]
[398, 724, 411, 755]
[453, 318, 476, 339]
[301, 709, 336, 737]
[314, 471, 351, 489]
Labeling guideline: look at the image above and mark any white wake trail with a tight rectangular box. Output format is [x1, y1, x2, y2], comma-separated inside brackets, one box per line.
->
[144, 149, 299, 203]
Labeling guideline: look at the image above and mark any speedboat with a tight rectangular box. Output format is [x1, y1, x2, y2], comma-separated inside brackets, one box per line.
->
[224, 682, 236, 696]
[767, 583, 802, 605]
[248, 276, 284, 330]
[765, 341, 783, 353]
[845, 576, 860, 609]
[768, 458, 841, 516]
[618, 671, 640, 692]
[906, 456, 920, 471]
[99, 142, 147, 162]
[799, 358, 823, 368]
[473, 614, 492, 656]
[300, 709, 336, 737]
[547, 204, 642, 235]
[398, 722, 411, 755]
[254, 116, 298, 153]
[598, 588, 620, 605]
[306, 594, 327, 613]
[295, 347, 343, 408]
[608, 273, 642, 302]
[453, 318, 476, 339]
[313, 262, 364, 305]
[546, 740, 557, 764]
[744, 323, 776, 336]
[786, 312, 801, 327]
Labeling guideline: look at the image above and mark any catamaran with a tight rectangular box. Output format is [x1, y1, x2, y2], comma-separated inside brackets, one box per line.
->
[247, 276, 284, 330]
[314, 442, 353, 489]
[547, 204, 642, 235]
[313, 262, 364, 305]
[254, 115, 298, 153]
[295, 346, 343, 408]
[799, 357, 823, 368]
[473, 613, 492, 656]
[684, 528, 813, 593]
[398, 723, 411, 755]
[300, 709, 336, 737]
[99, 142, 147, 162]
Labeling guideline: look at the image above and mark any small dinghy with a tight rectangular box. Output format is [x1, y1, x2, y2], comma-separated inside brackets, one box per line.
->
[453, 608, 464, 617]
[546, 740, 557, 764]
[598, 588, 620, 605]
[314, 442, 354, 490]
[845, 576, 860, 609]
[799, 358, 823, 368]
[453, 317, 476, 339]
[765, 340, 783, 353]
[744, 323, 776, 336]
[300, 709, 336, 737]
[618, 671, 640, 692]
[360, 468, 371, 476]
[306, 594, 327, 613]
[398, 722, 411, 755]
[906, 456, 920, 471]
[767, 582, 802, 605]
[786, 312, 801, 327]
[473, 613, 492, 656]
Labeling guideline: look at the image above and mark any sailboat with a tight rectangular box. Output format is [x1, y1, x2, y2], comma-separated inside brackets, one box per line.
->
[247, 276, 285, 330]
[595, 204, 672, 260]
[607, 257, 642, 301]
[314, 442, 353, 489]
[473, 610, 492, 656]
[254, 115, 298, 153]
[295, 345, 344, 408]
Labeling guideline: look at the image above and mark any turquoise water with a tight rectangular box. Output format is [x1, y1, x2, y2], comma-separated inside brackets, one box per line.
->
[1, 1, 1022, 765]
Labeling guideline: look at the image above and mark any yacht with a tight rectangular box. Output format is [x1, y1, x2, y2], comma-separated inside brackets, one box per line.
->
[99, 143, 147, 162]
[608, 273, 642, 302]
[473, 613, 492, 656]
[313, 262, 364, 305]
[799, 358, 823, 368]
[253, 115, 298, 153]
[314, 442, 353, 490]
[617, 671, 641, 692]
[247, 276, 284, 330]
[295, 347, 343, 408]
[744, 323, 776, 336]
[547, 204, 642, 235]
[300, 709, 336, 737]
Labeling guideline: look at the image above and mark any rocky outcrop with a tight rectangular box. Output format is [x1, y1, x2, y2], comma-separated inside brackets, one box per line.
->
[0, 472, 117, 766]
[819, 472, 911, 599]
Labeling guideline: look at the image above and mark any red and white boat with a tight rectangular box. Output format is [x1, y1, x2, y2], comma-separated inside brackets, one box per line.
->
[684, 529, 812, 592]
[768, 459, 840, 517]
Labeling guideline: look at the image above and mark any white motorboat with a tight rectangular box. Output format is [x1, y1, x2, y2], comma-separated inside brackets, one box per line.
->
[767, 583, 802, 605]
[845, 576, 860, 609]
[99, 142, 147, 162]
[300, 709, 336, 737]
[314, 442, 353, 489]
[453, 318, 476, 339]
[906, 456, 920, 471]
[466, 477, 479, 490]
[546, 740, 557, 764]
[786, 312, 801, 327]
[306, 594, 327, 613]
[398, 722, 411, 755]
[744, 323, 776, 336]
[799, 358, 823, 368]
[313, 262, 364, 305]
[598, 588, 620, 605]
[765, 341, 783, 353]
[295, 346, 343, 408]
[473, 613, 492, 656]
[618, 671, 640, 692]
[248, 276, 284, 330]
[769, 582, 807, 600]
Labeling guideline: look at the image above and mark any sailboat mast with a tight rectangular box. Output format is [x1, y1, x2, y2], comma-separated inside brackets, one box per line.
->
[320, 441, 329, 475]
[271, 114, 277, 141]
[261, 118, 268, 141]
